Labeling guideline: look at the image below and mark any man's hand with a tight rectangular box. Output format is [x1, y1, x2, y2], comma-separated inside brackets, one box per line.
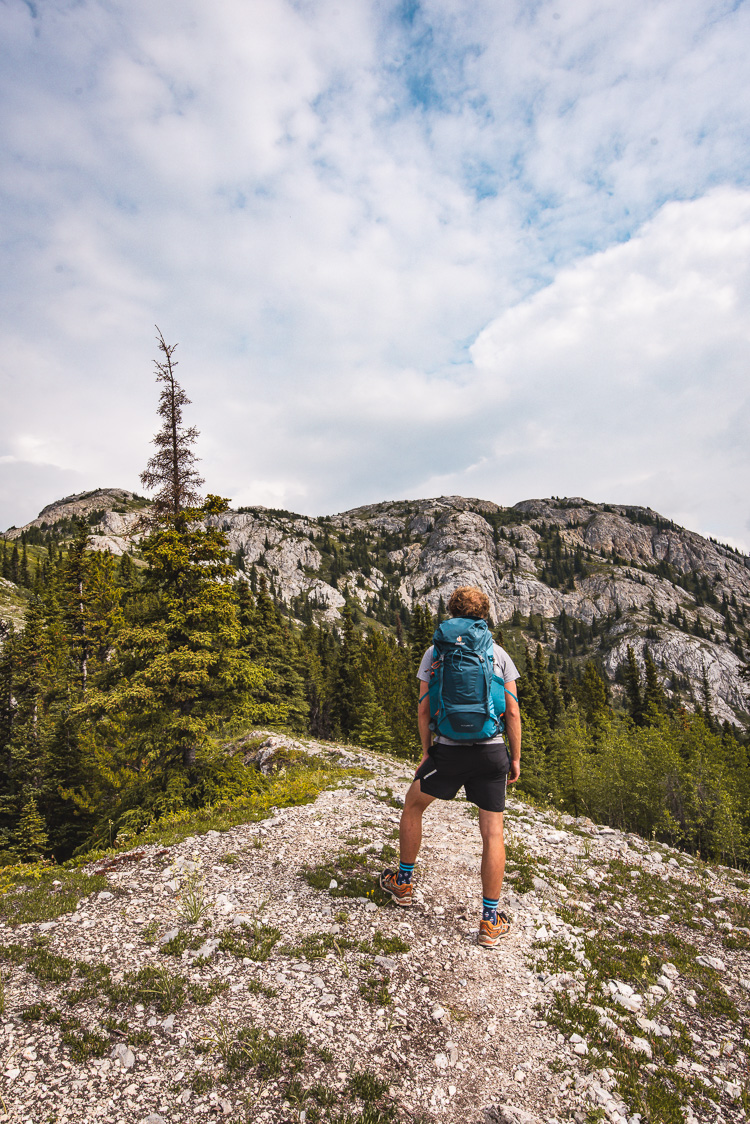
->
[508, 756, 520, 784]
[415, 749, 430, 777]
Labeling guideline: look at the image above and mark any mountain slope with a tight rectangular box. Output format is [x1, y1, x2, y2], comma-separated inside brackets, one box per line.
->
[4, 491, 749, 727]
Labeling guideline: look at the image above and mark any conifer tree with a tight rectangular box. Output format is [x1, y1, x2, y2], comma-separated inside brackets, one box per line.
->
[139, 329, 204, 517]
[84, 496, 269, 773]
[14, 793, 49, 860]
[410, 602, 434, 667]
[579, 660, 609, 727]
[239, 576, 309, 731]
[64, 521, 93, 695]
[331, 609, 364, 736]
[643, 648, 667, 719]
[352, 680, 394, 754]
[622, 646, 643, 725]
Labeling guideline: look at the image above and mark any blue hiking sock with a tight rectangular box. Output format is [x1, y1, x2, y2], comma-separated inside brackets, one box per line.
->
[482, 896, 499, 923]
[397, 862, 415, 886]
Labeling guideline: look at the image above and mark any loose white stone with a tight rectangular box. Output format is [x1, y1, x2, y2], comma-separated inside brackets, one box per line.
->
[631, 1037, 652, 1059]
[112, 1043, 135, 1069]
[435, 1053, 448, 1070]
[695, 955, 725, 971]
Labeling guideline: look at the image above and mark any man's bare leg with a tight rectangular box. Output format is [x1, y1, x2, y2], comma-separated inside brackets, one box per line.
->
[380, 781, 434, 906]
[399, 780, 435, 865]
[478, 808, 505, 900]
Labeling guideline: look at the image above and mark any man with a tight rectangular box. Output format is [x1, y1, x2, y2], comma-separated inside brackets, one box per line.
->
[380, 586, 521, 948]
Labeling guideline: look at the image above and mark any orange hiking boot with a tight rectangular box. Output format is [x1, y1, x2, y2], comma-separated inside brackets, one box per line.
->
[478, 910, 511, 948]
[379, 869, 413, 907]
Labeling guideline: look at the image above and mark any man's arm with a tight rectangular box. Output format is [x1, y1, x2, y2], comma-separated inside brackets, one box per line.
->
[504, 679, 521, 783]
[417, 680, 432, 772]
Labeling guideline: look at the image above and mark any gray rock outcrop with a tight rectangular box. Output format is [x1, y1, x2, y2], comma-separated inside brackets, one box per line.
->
[5, 491, 749, 726]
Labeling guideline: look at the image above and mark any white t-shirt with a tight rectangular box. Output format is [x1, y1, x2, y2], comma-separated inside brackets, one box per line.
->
[417, 642, 520, 746]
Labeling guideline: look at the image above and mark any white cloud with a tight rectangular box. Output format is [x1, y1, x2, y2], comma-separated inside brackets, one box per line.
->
[0, 0, 749, 546]
[460, 188, 750, 547]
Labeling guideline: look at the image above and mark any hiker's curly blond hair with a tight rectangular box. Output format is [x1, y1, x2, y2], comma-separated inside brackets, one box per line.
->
[447, 586, 490, 620]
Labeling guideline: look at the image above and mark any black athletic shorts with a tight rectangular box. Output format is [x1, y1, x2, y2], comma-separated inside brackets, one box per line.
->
[416, 742, 510, 813]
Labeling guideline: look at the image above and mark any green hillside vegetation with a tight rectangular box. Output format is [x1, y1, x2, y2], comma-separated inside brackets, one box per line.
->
[1, 516, 748, 871]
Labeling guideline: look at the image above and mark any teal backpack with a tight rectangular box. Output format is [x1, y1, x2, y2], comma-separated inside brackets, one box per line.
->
[424, 618, 514, 741]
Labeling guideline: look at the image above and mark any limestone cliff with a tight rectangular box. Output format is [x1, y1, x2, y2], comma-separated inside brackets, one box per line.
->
[4, 491, 749, 727]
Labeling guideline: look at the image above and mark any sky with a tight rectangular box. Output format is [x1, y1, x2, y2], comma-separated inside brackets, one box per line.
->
[1, 0, 749, 549]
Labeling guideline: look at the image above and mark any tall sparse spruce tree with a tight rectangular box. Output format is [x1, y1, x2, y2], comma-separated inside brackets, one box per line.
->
[140, 328, 205, 516]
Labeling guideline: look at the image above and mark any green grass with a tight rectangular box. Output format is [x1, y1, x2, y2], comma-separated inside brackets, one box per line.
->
[347, 1070, 391, 1101]
[159, 930, 205, 957]
[301, 847, 390, 903]
[0, 867, 108, 927]
[22, 1003, 153, 1061]
[141, 920, 159, 944]
[282, 932, 361, 959]
[505, 837, 546, 894]
[536, 901, 743, 1124]
[373, 787, 403, 809]
[61, 1021, 110, 1063]
[109, 964, 189, 1013]
[71, 751, 368, 863]
[359, 976, 391, 1006]
[218, 921, 281, 961]
[8, 939, 231, 1019]
[246, 978, 277, 997]
[281, 929, 409, 961]
[197, 1016, 401, 1122]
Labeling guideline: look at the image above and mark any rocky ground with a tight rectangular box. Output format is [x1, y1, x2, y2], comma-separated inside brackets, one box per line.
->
[1, 737, 749, 1124]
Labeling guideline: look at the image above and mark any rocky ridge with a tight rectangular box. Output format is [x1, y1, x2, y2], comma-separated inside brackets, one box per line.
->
[0, 735, 748, 1124]
[3, 491, 750, 726]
